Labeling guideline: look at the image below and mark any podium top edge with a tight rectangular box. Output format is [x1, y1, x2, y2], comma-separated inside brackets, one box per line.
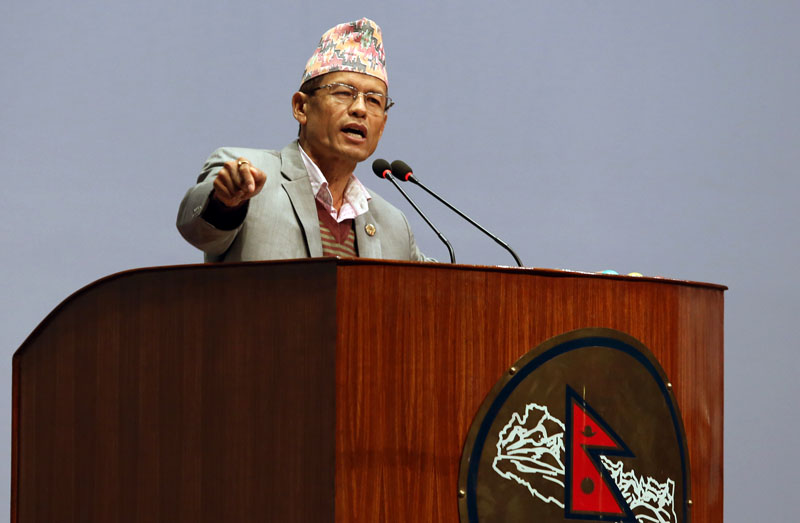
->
[334, 258, 728, 290]
[94, 257, 727, 291]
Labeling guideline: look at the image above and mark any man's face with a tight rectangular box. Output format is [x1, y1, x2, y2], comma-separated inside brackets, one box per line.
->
[294, 71, 388, 168]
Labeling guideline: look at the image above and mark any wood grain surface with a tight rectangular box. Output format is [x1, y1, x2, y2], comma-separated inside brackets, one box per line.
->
[12, 259, 724, 522]
[13, 260, 339, 522]
[334, 261, 723, 522]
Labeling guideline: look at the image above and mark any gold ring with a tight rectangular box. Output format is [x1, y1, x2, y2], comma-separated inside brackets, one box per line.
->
[237, 160, 250, 168]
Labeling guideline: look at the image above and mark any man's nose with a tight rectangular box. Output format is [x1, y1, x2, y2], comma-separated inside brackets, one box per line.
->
[348, 93, 368, 116]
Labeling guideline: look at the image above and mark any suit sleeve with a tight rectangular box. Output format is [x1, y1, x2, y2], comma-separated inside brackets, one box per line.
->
[176, 148, 248, 256]
[401, 211, 437, 263]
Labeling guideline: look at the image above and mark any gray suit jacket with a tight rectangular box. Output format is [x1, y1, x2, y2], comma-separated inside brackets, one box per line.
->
[177, 141, 429, 262]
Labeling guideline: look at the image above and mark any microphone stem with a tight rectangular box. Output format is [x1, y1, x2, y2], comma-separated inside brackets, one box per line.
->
[408, 177, 523, 267]
[385, 175, 456, 264]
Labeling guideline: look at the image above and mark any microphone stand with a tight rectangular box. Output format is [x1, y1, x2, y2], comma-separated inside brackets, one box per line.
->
[405, 176, 523, 267]
[384, 174, 456, 264]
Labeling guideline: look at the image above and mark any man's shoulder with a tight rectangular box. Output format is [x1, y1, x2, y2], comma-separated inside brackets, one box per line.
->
[206, 146, 283, 164]
[363, 183, 405, 220]
[198, 142, 303, 180]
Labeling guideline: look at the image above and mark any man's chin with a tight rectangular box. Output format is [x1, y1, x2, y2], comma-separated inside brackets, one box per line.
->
[303, 138, 376, 167]
[339, 144, 375, 164]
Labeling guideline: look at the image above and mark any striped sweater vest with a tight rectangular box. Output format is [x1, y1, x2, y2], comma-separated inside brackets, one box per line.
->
[316, 199, 357, 257]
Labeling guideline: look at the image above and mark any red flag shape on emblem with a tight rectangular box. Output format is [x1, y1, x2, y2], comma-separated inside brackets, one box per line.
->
[566, 387, 635, 520]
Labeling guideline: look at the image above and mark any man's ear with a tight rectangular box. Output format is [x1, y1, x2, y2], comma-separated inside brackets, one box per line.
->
[292, 92, 308, 125]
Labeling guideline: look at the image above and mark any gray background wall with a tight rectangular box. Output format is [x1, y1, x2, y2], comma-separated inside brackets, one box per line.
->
[2, 0, 797, 519]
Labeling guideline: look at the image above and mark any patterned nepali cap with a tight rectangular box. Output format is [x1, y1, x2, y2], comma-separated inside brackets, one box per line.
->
[301, 18, 388, 87]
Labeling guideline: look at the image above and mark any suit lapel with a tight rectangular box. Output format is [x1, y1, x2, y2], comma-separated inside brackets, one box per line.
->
[279, 142, 323, 257]
[279, 141, 380, 259]
[355, 211, 382, 259]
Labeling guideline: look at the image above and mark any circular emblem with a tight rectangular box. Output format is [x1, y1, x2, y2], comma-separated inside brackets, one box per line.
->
[458, 328, 691, 523]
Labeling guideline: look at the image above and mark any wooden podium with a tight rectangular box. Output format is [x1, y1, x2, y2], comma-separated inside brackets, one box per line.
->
[12, 259, 724, 522]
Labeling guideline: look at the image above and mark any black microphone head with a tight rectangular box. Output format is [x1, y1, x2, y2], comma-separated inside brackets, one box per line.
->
[371, 158, 392, 179]
[390, 160, 413, 182]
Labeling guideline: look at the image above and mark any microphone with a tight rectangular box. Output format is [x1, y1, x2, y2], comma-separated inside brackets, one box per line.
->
[371, 159, 456, 263]
[390, 160, 524, 267]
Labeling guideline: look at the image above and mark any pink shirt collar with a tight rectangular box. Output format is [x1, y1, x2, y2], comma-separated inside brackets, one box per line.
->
[298, 144, 371, 223]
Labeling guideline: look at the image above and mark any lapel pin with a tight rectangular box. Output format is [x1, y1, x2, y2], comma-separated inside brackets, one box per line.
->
[365, 223, 376, 236]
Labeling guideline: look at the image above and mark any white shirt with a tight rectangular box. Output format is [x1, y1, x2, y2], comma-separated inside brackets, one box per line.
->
[298, 144, 371, 223]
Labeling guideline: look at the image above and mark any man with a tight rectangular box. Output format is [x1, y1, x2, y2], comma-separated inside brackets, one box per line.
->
[177, 18, 428, 262]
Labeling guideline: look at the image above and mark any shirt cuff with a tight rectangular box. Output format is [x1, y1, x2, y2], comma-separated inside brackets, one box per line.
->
[201, 193, 249, 230]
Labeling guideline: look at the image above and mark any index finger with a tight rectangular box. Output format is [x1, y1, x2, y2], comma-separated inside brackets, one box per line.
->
[236, 157, 255, 192]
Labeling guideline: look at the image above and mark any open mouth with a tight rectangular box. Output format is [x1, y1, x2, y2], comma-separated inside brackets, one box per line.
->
[342, 124, 367, 139]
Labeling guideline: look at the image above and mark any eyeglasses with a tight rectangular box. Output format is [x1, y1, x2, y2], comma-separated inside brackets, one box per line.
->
[310, 82, 394, 114]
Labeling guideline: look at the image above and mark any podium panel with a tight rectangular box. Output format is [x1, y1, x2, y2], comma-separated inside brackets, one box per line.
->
[12, 259, 724, 522]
